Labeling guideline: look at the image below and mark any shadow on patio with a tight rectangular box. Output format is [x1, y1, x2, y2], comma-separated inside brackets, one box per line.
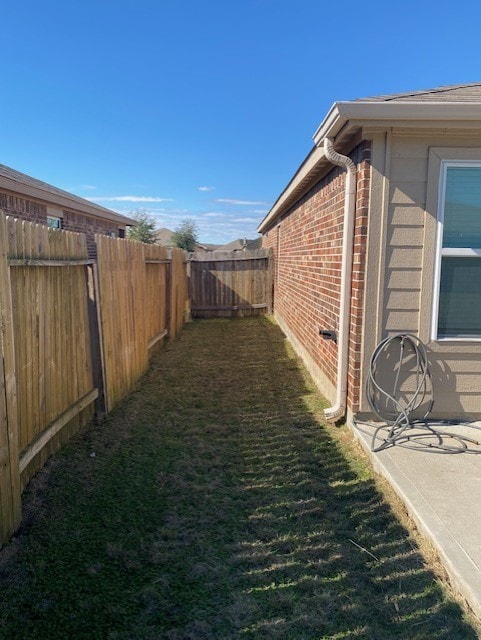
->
[0, 317, 478, 639]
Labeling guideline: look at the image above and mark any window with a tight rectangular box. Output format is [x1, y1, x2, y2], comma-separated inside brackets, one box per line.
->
[433, 162, 481, 339]
[47, 215, 62, 229]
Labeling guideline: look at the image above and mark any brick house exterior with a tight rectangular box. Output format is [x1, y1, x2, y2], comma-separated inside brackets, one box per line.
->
[0, 164, 134, 257]
[261, 142, 370, 416]
[259, 83, 481, 423]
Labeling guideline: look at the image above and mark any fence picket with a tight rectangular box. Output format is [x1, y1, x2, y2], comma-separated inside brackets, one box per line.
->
[0, 215, 21, 543]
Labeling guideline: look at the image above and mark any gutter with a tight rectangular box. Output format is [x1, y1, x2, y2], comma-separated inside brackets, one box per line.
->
[313, 100, 481, 145]
[322, 138, 357, 422]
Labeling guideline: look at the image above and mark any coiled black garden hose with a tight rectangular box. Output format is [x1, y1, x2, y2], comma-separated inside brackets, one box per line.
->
[362, 333, 481, 453]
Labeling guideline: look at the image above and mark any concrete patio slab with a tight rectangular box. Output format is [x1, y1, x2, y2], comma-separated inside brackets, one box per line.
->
[352, 420, 481, 620]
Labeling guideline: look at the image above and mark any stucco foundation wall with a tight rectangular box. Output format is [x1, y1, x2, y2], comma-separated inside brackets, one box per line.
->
[263, 143, 370, 412]
[375, 131, 481, 417]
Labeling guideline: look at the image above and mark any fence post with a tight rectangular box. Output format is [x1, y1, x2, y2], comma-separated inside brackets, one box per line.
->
[0, 215, 21, 545]
[86, 263, 106, 420]
[184, 258, 192, 323]
[169, 249, 178, 339]
[165, 251, 172, 339]
[266, 249, 274, 314]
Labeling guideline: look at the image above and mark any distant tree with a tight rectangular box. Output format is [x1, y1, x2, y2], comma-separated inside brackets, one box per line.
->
[172, 218, 199, 252]
[127, 210, 157, 244]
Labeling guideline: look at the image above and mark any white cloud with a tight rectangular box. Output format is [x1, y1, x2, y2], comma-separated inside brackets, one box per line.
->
[203, 212, 224, 218]
[233, 217, 261, 223]
[81, 184, 97, 190]
[141, 207, 189, 214]
[89, 195, 174, 203]
[198, 186, 215, 192]
[216, 198, 269, 206]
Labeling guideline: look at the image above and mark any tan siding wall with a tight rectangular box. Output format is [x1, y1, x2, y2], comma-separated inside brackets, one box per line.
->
[381, 135, 429, 336]
[378, 132, 481, 416]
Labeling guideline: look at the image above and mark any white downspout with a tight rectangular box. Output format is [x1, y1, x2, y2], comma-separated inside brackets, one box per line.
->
[322, 138, 357, 421]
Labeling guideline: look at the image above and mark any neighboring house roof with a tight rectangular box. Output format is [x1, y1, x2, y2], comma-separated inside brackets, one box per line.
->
[245, 237, 262, 251]
[0, 164, 135, 226]
[155, 227, 175, 246]
[215, 237, 262, 252]
[157, 232, 261, 254]
[155, 227, 207, 251]
[258, 82, 481, 233]
[218, 238, 246, 251]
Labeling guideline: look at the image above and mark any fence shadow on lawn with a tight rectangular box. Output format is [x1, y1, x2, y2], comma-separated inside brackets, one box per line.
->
[0, 317, 477, 640]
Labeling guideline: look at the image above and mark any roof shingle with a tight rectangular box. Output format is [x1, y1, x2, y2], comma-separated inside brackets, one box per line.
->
[357, 82, 481, 103]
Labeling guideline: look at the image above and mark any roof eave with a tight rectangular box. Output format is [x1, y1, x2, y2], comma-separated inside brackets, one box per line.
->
[258, 100, 481, 234]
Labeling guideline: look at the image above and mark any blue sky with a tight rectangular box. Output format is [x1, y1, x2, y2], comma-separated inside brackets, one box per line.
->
[2, 1, 481, 244]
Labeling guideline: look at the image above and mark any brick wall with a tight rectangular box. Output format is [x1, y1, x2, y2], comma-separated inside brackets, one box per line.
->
[0, 193, 47, 224]
[61, 210, 119, 258]
[0, 192, 122, 257]
[262, 142, 371, 413]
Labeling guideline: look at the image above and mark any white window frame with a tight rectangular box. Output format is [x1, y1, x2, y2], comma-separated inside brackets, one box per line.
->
[431, 160, 481, 341]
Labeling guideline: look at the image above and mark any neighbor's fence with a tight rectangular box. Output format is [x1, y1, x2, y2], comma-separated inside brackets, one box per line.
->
[0, 215, 189, 544]
[189, 249, 273, 318]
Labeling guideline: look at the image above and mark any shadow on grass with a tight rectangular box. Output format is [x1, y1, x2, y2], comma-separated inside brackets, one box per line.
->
[0, 317, 478, 639]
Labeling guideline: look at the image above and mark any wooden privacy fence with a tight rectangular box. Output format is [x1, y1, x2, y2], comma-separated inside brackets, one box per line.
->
[96, 238, 188, 411]
[0, 215, 189, 545]
[190, 248, 273, 318]
[0, 216, 96, 543]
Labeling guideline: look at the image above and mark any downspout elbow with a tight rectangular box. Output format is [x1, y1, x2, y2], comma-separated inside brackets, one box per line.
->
[324, 402, 346, 422]
[322, 137, 357, 422]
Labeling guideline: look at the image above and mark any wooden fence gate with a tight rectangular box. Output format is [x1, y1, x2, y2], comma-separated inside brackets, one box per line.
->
[189, 249, 273, 318]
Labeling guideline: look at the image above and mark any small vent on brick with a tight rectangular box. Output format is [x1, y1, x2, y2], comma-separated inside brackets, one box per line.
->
[319, 329, 337, 343]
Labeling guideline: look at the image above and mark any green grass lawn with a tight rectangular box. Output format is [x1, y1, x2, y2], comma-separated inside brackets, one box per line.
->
[0, 317, 479, 639]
